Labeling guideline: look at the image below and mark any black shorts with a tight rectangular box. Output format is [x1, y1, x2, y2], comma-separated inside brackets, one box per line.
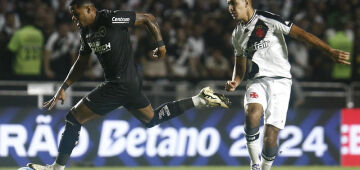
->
[82, 78, 150, 115]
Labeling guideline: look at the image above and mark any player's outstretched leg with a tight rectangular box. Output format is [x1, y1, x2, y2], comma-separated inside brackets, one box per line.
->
[143, 86, 231, 128]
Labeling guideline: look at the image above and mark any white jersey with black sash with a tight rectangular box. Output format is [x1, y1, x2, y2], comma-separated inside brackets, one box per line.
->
[231, 10, 293, 80]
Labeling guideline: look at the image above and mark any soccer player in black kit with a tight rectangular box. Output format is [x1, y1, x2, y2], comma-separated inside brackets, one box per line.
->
[27, 0, 230, 169]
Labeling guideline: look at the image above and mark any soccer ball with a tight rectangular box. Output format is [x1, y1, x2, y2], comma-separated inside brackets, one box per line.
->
[18, 167, 33, 170]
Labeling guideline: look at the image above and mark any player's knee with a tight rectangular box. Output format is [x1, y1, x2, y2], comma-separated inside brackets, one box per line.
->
[263, 125, 279, 145]
[64, 111, 81, 134]
[245, 104, 262, 120]
[66, 110, 81, 125]
[142, 117, 156, 128]
[142, 109, 159, 128]
[263, 135, 277, 146]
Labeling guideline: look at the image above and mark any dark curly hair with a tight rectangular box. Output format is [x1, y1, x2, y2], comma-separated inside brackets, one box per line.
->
[69, 0, 94, 7]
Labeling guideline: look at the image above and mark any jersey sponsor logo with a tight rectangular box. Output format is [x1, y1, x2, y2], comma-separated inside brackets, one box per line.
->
[88, 41, 111, 54]
[250, 92, 259, 99]
[112, 17, 130, 24]
[253, 40, 270, 50]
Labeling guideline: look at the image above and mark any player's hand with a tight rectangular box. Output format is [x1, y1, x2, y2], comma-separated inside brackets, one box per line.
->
[153, 46, 166, 58]
[329, 49, 351, 65]
[43, 88, 66, 111]
[225, 80, 240, 92]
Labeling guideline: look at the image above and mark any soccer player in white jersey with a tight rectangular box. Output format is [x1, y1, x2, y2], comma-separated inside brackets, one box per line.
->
[224, 0, 350, 170]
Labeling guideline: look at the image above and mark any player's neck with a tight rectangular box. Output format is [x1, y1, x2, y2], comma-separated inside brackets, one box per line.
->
[241, 8, 255, 24]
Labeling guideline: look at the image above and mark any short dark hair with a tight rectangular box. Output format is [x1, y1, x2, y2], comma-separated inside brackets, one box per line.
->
[69, 0, 93, 7]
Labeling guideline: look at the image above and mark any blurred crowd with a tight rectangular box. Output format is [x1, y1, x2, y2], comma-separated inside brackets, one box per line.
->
[0, 0, 358, 82]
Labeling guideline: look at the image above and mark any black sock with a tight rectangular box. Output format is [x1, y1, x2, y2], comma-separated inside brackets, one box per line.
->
[244, 126, 260, 142]
[145, 98, 194, 128]
[262, 146, 278, 161]
[55, 112, 81, 166]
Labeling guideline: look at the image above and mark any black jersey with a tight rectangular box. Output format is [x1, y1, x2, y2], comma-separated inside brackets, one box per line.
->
[79, 10, 137, 81]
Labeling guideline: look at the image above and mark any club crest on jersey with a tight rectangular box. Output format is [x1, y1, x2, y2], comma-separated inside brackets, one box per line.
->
[98, 26, 106, 37]
[255, 26, 265, 38]
[86, 26, 107, 40]
[250, 92, 258, 99]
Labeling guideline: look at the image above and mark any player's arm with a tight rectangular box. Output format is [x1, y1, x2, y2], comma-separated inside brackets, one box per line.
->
[289, 24, 350, 65]
[43, 53, 91, 110]
[233, 56, 247, 84]
[225, 56, 246, 92]
[134, 13, 166, 58]
[63, 54, 91, 86]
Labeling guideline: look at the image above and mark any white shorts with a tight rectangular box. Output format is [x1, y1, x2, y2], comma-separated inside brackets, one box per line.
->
[244, 77, 292, 129]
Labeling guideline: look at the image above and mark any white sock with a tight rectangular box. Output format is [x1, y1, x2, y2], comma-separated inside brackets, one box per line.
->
[52, 162, 65, 170]
[191, 95, 206, 108]
[261, 158, 274, 170]
[246, 137, 261, 165]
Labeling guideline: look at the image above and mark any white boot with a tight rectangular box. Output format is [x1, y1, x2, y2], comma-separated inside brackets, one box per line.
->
[27, 163, 65, 170]
[193, 86, 231, 108]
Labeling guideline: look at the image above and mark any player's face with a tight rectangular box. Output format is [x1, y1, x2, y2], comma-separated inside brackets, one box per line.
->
[69, 5, 93, 29]
[227, 0, 247, 21]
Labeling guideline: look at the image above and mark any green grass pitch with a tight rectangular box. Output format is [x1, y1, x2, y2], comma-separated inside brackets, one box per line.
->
[4, 166, 360, 170]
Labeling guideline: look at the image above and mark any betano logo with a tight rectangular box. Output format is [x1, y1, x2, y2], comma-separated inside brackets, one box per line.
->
[0, 121, 328, 158]
[112, 17, 130, 24]
[0, 118, 220, 158]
